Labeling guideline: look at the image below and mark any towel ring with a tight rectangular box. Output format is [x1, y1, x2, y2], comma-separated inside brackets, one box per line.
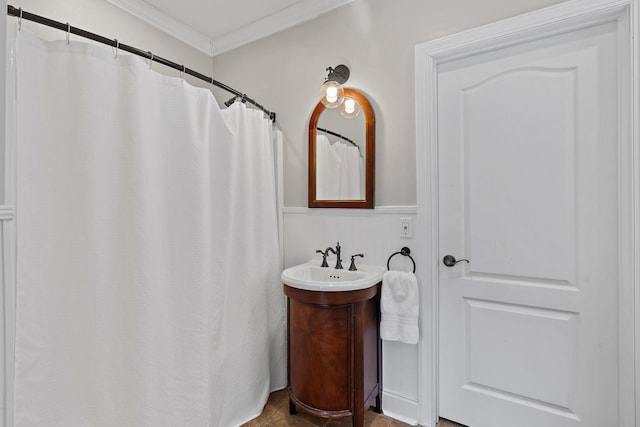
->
[386, 247, 416, 273]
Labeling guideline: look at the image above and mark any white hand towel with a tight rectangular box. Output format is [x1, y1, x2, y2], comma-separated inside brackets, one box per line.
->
[380, 270, 419, 344]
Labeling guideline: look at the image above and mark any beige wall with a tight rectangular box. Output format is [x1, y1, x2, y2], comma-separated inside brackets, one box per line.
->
[210, 0, 566, 207]
[10, 0, 213, 87]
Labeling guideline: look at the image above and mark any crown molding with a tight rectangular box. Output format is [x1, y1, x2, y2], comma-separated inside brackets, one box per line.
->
[105, 0, 354, 57]
[209, 0, 355, 56]
[105, 0, 213, 55]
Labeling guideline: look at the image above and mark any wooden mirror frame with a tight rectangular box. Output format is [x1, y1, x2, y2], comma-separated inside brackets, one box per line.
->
[308, 88, 375, 208]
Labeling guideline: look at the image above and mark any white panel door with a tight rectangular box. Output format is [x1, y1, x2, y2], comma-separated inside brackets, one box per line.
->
[437, 22, 619, 427]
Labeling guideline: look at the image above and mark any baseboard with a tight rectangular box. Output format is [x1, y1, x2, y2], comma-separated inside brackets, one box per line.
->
[382, 389, 418, 426]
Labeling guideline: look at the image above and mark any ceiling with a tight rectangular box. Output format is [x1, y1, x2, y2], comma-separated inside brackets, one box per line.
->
[105, 0, 355, 56]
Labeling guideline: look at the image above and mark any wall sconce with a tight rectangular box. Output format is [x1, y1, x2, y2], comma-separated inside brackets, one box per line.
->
[319, 64, 361, 119]
[319, 64, 350, 109]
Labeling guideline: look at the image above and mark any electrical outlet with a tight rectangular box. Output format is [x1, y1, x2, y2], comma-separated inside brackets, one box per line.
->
[400, 217, 412, 238]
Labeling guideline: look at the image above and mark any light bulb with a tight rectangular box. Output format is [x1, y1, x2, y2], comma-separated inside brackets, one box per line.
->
[339, 96, 360, 118]
[326, 86, 338, 103]
[344, 98, 355, 114]
[320, 81, 344, 108]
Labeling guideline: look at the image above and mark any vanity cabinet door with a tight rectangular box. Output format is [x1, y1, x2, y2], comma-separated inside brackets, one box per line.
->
[288, 300, 352, 413]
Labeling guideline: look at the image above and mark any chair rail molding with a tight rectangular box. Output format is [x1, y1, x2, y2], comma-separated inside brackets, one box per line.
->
[415, 0, 639, 426]
[0, 208, 14, 222]
[282, 206, 417, 215]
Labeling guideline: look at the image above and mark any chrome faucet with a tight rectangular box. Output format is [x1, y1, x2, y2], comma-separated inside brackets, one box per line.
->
[326, 242, 343, 270]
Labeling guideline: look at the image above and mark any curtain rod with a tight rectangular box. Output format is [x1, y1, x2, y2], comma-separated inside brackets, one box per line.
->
[6, 5, 277, 122]
[316, 127, 359, 150]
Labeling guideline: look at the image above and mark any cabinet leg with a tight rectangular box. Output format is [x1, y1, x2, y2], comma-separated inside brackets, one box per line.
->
[289, 399, 297, 415]
[353, 405, 364, 427]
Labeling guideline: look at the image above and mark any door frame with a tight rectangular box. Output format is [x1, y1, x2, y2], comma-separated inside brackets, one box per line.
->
[415, 0, 640, 426]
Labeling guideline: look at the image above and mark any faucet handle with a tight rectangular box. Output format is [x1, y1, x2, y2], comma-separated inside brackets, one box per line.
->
[349, 254, 364, 271]
[316, 249, 329, 267]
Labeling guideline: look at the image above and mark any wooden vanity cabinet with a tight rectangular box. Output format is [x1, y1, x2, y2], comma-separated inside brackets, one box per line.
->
[284, 283, 382, 427]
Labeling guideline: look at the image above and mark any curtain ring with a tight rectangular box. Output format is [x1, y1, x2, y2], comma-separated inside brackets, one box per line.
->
[113, 39, 119, 58]
[181, 65, 186, 80]
[209, 77, 214, 91]
[66, 23, 70, 45]
[18, 8, 22, 31]
[148, 51, 154, 69]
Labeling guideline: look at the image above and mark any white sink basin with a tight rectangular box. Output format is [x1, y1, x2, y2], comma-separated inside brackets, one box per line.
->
[281, 260, 385, 292]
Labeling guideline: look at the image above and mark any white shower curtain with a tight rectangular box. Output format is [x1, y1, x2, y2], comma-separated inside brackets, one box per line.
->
[315, 135, 363, 200]
[13, 31, 285, 427]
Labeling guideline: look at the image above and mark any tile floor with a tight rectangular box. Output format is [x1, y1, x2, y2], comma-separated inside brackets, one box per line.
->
[241, 389, 465, 427]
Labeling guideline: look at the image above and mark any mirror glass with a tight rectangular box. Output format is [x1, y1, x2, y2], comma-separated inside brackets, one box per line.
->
[308, 88, 375, 208]
[316, 108, 365, 200]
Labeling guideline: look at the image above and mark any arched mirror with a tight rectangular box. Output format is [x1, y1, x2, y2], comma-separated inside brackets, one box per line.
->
[308, 88, 375, 208]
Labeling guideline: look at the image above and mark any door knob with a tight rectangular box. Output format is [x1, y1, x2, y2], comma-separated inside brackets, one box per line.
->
[443, 255, 469, 267]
